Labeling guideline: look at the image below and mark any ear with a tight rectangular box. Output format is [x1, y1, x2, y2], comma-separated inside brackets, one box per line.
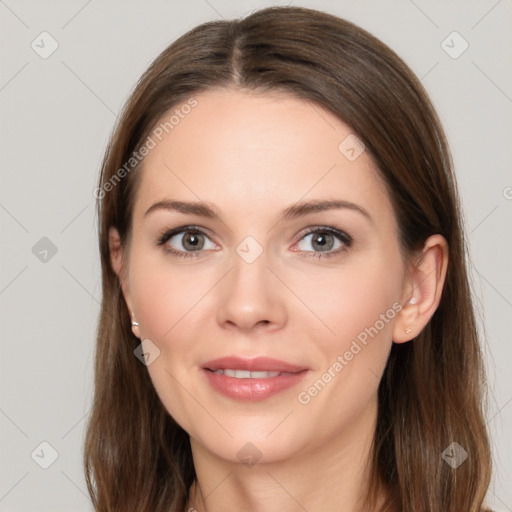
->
[109, 227, 140, 339]
[392, 234, 449, 343]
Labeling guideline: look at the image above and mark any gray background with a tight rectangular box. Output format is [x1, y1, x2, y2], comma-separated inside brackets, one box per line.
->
[0, 0, 511, 510]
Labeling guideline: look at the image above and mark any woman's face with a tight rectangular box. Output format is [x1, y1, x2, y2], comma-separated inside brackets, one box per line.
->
[115, 89, 412, 465]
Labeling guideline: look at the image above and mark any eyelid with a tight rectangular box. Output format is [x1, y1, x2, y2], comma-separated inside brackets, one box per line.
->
[295, 225, 352, 245]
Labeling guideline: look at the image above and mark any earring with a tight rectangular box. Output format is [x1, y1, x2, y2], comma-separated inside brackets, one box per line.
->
[405, 327, 412, 334]
[408, 297, 417, 305]
[130, 313, 141, 339]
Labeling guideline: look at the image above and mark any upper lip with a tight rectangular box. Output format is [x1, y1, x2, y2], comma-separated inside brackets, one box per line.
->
[202, 356, 307, 373]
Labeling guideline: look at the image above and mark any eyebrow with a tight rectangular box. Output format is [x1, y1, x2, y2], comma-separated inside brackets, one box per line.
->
[144, 198, 373, 223]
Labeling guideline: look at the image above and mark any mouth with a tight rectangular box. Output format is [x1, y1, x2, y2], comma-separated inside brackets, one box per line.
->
[202, 356, 309, 401]
[209, 369, 293, 378]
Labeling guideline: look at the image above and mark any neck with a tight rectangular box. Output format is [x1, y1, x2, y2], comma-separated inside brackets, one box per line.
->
[186, 397, 386, 512]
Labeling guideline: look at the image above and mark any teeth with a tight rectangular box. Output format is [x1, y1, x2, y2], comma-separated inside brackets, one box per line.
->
[213, 369, 281, 378]
[251, 371, 279, 378]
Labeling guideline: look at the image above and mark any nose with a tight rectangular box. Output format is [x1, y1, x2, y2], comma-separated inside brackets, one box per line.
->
[215, 249, 287, 333]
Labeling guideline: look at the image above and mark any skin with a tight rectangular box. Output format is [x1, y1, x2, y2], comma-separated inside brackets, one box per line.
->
[110, 88, 448, 512]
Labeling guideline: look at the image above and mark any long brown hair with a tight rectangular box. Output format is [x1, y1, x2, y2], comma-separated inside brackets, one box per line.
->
[84, 6, 492, 511]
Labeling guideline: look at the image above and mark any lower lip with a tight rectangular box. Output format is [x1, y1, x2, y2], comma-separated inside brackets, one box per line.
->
[202, 369, 308, 401]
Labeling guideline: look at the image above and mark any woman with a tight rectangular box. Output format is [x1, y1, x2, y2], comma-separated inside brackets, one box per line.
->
[85, 6, 492, 512]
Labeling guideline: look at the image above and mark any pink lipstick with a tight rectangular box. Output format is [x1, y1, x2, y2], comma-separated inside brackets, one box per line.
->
[202, 356, 309, 401]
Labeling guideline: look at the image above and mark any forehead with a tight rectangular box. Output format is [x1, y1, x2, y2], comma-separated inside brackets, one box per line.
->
[133, 88, 394, 224]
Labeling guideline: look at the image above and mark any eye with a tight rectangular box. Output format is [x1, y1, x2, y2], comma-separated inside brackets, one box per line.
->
[157, 226, 216, 258]
[157, 225, 352, 259]
[295, 226, 352, 258]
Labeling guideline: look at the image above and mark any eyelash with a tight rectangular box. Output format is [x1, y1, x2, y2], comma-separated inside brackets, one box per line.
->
[156, 225, 353, 260]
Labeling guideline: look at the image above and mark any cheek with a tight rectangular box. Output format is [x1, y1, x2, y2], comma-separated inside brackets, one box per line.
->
[129, 249, 207, 343]
[289, 253, 403, 415]
[289, 254, 402, 350]
[292, 269, 399, 431]
[128, 255, 212, 432]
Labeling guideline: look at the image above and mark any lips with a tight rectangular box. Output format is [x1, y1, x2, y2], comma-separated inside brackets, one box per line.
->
[202, 356, 309, 401]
